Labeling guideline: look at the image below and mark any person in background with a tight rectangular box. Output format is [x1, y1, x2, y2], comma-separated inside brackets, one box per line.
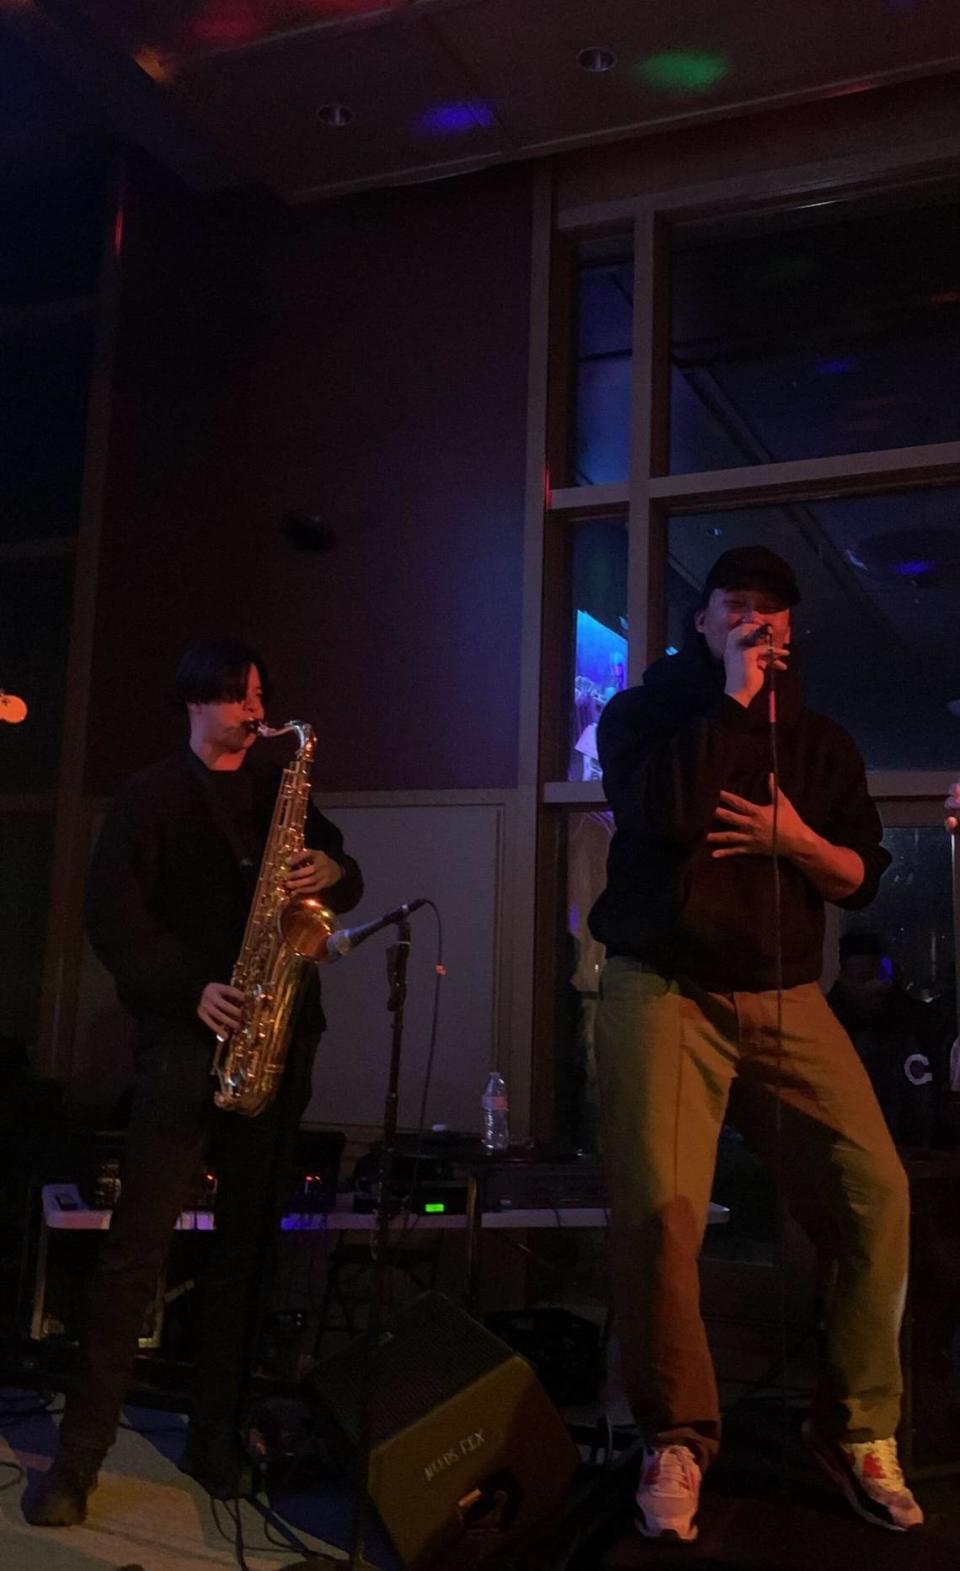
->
[827, 931, 952, 1148]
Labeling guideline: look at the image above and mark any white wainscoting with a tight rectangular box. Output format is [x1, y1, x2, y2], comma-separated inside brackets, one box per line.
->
[307, 801, 504, 1133]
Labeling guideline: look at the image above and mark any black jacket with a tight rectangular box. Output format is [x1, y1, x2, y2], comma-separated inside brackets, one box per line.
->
[588, 636, 889, 991]
[85, 749, 362, 1039]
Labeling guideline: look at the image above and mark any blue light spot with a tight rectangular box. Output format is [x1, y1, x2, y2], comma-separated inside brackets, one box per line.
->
[665, 645, 679, 656]
[418, 101, 495, 136]
[894, 559, 935, 577]
[815, 355, 858, 376]
[844, 547, 867, 570]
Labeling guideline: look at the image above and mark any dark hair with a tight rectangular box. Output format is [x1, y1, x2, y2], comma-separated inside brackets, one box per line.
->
[838, 929, 888, 964]
[171, 639, 272, 706]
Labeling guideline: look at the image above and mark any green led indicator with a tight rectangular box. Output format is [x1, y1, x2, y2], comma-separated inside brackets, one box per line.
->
[638, 50, 729, 94]
[424, 1202, 446, 1214]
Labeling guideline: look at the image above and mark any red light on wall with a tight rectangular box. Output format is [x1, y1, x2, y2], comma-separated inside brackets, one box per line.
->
[193, 1, 260, 46]
[112, 201, 125, 259]
[193, 0, 395, 45]
[929, 291, 960, 306]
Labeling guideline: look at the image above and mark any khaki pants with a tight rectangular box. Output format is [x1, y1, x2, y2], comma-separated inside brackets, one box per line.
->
[595, 958, 909, 1468]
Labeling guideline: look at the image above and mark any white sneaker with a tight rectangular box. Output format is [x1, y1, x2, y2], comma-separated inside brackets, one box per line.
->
[635, 1443, 702, 1541]
[810, 1433, 924, 1532]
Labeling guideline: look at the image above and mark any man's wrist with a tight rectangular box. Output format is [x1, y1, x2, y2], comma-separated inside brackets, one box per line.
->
[724, 684, 759, 709]
[782, 822, 818, 863]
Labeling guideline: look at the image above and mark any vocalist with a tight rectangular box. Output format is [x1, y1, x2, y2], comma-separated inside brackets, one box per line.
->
[589, 547, 921, 1540]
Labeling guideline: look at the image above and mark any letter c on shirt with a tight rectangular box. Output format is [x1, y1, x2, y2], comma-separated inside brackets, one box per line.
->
[903, 1052, 932, 1087]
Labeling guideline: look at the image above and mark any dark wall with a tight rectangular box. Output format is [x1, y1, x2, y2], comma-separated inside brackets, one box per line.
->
[86, 166, 268, 792]
[87, 162, 532, 794]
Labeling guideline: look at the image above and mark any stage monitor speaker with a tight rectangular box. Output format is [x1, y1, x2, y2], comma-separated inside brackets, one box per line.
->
[306, 1291, 580, 1569]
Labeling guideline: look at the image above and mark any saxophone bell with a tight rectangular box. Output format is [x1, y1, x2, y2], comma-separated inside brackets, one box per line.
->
[280, 894, 337, 962]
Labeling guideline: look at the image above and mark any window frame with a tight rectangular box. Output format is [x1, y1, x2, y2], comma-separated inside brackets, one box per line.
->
[528, 158, 960, 1143]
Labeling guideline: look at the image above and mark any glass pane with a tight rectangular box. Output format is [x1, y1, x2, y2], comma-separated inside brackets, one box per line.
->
[841, 829, 955, 1003]
[567, 518, 628, 783]
[0, 558, 74, 792]
[573, 250, 632, 485]
[0, 816, 53, 1040]
[0, 319, 94, 542]
[833, 829, 955, 1150]
[670, 199, 960, 473]
[666, 487, 960, 769]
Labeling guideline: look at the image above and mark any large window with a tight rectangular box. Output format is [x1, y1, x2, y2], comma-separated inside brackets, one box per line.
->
[535, 178, 960, 1149]
[0, 818, 54, 1039]
[843, 827, 955, 1010]
[570, 245, 633, 486]
[0, 556, 76, 794]
[0, 170, 104, 1046]
[669, 198, 960, 474]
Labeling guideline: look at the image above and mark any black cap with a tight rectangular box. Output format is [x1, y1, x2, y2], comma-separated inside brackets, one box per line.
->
[702, 546, 800, 607]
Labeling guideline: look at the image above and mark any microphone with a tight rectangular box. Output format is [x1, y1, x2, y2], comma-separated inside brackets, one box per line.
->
[743, 622, 774, 648]
[325, 899, 427, 961]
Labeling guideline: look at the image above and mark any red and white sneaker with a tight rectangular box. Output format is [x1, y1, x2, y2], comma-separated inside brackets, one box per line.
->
[635, 1443, 702, 1541]
[810, 1433, 924, 1532]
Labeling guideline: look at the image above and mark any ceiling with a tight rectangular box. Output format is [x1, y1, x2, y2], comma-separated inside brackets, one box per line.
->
[4, 0, 960, 202]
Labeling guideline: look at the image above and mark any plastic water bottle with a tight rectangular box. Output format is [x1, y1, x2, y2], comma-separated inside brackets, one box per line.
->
[481, 1072, 510, 1155]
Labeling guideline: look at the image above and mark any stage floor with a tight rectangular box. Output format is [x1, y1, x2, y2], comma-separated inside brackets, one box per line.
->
[3, 1387, 958, 1571]
[0, 1390, 370, 1571]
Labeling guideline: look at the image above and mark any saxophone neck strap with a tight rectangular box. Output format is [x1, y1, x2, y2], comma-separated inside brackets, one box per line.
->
[185, 749, 259, 880]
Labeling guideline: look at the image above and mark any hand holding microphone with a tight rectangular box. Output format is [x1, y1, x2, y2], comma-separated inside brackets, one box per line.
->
[723, 616, 789, 709]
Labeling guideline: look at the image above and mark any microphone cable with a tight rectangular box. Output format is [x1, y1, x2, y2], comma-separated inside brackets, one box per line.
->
[391, 898, 447, 1267]
[764, 629, 792, 1493]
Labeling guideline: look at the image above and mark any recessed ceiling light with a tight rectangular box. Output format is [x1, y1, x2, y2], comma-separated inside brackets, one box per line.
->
[317, 103, 354, 128]
[578, 46, 618, 74]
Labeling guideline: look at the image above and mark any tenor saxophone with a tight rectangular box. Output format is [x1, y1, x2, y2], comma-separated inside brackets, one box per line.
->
[212, 722, 335, 1116]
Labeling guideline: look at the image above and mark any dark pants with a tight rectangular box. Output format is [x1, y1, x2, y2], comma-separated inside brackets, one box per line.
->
[58, 1024, 316, 1467]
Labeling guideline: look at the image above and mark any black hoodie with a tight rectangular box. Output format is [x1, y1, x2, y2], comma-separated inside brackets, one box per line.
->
[588, 635, 889, 992]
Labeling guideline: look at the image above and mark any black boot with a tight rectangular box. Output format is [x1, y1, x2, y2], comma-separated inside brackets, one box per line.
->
[23, 1453, 100, 1527]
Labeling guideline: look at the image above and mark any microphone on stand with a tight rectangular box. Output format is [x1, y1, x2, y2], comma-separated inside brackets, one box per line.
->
[325, 899, 427, 961]
[761, 624, 777, 725]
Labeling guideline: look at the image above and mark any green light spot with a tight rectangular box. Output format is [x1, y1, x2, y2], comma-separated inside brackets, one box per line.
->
[639, 50, 729, 94]
[424, 1202, 446, 1214]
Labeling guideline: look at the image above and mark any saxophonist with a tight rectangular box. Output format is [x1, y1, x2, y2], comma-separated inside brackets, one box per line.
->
[26, 640, 362, 1528]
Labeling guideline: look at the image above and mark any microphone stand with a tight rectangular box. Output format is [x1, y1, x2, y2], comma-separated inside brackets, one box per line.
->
[282, 919, 412, 1571]
[764, 630, 791, 1494]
